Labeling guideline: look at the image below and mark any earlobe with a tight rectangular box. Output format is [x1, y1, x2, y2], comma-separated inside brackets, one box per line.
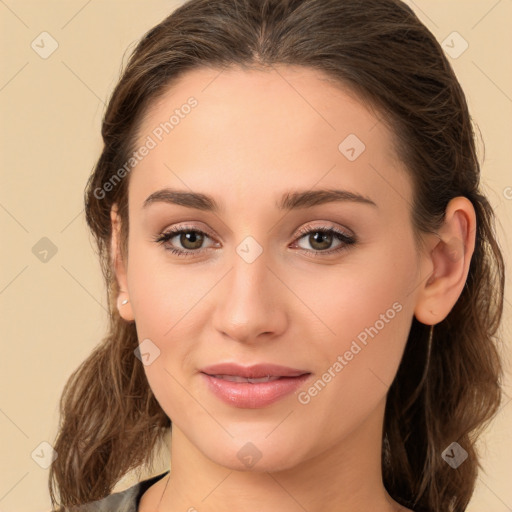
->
[414, 197, 476, 325]
[110, 204, 135, 322]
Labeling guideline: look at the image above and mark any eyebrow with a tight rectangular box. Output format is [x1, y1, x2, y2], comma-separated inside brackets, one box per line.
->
[142, 187, 377, 212]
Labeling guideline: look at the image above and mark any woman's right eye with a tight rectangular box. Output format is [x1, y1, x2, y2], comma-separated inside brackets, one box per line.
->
[153, 226, 216, 258]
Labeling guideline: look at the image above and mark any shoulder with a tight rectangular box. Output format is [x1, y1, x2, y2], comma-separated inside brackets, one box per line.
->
[58, 471, 170, 512]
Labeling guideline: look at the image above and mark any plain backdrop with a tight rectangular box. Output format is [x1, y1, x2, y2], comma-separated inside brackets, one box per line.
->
[0, 1, 511, 511]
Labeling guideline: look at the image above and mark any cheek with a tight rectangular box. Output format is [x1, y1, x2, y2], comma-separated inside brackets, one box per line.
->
[126, 245, 203, 385]
[128, 255, 203, 424]
[142, 357, 206, 437]
[294, 244, 417, 413]
[296, 242, 416, 349]
[126, 239, 201, 332]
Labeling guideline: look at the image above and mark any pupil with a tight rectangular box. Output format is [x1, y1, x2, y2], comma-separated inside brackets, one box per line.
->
[182, 231, 203, 249]
[312, 231, 331, 250]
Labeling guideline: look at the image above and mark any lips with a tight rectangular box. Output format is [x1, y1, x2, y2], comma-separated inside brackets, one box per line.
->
[200, 362, 309, 379]
[209, 374, 282, 383]
[200, 363, 311, 408]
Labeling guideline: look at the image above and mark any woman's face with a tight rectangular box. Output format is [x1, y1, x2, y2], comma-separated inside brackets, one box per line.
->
[115, 65, 430, 471]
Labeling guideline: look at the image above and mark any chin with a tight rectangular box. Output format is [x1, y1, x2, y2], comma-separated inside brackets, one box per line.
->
[198, 434, 309, 473]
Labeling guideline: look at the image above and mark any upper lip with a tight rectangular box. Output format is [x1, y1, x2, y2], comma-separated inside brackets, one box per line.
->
[200, 363, 310, 378]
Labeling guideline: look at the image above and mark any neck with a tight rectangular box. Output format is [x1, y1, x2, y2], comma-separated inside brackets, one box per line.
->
[151, 398, 408, 512]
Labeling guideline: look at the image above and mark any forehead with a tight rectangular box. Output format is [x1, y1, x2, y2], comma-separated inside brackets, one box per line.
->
[137, 64, 389, 151]
[130, 65, 411, 215]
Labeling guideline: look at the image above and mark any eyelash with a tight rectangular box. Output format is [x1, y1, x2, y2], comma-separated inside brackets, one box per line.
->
[152, 223, 356, 258]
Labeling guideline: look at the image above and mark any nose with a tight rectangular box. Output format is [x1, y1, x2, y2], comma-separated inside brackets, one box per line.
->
[211, 248, 288, 345]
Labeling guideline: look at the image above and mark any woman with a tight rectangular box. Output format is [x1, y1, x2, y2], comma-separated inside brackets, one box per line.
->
[48, 0, 505, 511]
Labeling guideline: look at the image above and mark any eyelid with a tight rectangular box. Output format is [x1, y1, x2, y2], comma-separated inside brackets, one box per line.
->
[294, 222, 354, 239]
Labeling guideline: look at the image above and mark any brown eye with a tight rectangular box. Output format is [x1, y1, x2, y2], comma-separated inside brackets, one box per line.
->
[176, 231, 205, 250]
[303, 231, 336, 251]
[153, 225, 216, 258]
[293, 224, 356, 257]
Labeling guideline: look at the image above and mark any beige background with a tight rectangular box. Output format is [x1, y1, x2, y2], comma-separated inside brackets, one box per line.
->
[0, 1, 510, 511]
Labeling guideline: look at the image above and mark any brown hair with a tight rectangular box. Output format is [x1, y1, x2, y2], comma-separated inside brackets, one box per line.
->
[48, 0, 505, 510]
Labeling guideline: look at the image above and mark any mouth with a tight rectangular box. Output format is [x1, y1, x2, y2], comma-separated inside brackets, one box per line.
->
[206, 374, 286, 383]
[200, 362, 310, 379]
[199, 363, 312, 408]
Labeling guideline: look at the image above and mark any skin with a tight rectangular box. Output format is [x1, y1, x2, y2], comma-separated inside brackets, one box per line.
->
[110, 65, 476, 512]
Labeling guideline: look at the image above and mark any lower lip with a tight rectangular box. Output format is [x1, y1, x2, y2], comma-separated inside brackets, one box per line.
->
[201, 373, 311, 408]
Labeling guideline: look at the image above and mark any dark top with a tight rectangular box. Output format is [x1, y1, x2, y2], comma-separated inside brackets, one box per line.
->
[69, 470, 170, 512]
[57, 470, 416, 511]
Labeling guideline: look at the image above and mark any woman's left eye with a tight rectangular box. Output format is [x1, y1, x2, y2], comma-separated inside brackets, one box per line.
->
[292, 225, 356, 257]
[152, 224, 356, 258]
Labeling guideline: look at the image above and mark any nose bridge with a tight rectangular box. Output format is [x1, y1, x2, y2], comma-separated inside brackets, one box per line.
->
[212, 237, 286, 342]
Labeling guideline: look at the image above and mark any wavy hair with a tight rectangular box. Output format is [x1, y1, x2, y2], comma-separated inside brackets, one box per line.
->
[49, 0, 505, 510]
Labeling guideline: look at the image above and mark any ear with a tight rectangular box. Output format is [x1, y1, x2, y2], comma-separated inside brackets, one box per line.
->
[111, 204, 135, 322]
[414, 196, 476, 325]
